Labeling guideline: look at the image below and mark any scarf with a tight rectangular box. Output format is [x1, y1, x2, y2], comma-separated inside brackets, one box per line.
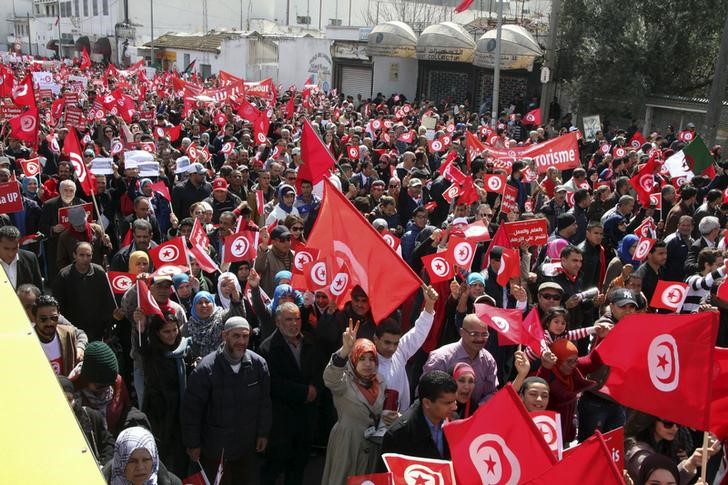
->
[216, 272, 242, 309]
[350, 339, 380, 406]
[81, 385, 114, 418]
[110, 427, 159, 485]
[550, 339, 578, 392]
[191, 291, 217, 320]
[69, 221, 93, 242]
[618, 234, 641, 268]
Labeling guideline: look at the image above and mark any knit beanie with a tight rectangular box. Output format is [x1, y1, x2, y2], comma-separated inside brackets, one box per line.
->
[80, 342, 119, 385]
[556, 213, 577, 231]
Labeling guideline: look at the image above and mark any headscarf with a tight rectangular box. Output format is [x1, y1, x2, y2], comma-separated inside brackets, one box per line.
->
[618, 234, 641, 268]
[277, 184, 296, 213]
[603, 214, 627, 248]
[274, 270, 293, 286]
[546, 238, 569, 261]
[216, 271, 242, 309]
[171, 273, 190, 290]
[452, 362, 476, 417]
[128, 251, 149, 275]
[191, 291, 216, 320]
[270, 284, 303, 314]
[21, 176, 38, 196]
[635, 453, 680, 485]
[550, 339, 579, 391]
[349, 338, 380, 405]
[140, 178, 153, 194]
[110, 426, 159, 485]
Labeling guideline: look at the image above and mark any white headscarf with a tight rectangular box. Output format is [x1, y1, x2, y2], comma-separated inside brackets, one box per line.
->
[216, 271, 242, 309]
[110, 427, 159, 485]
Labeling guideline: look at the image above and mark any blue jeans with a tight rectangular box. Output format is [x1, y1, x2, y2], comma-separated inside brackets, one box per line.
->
[577, 393, 625, 442]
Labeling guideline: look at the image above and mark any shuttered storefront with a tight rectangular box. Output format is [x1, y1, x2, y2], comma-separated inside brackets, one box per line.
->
[340, 65, 373, 99]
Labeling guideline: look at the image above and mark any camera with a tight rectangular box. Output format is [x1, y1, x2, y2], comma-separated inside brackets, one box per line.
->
[574, 288, 598, 302]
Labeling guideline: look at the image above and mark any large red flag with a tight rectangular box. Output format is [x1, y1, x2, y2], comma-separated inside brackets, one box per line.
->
[443, 385, 557, 484]
[137, 280, 165, 319]
[465, 130, 486, 169]
[523, 108, 541, 126]
[306, 179, 422, 322]
[0, 64, 15, 97]
[382, 453, 456, 485]
[148, 237, 188, 269]
[594, 312, 728, 435]
[8, 107, 39, 145]
[252, 111, 269, 145]
[474, 303, 524, 346]
[523, 432, 623, 485]
[80, 48, 91, 70]
[11, 76, 36, 107]
[296, 118, 336, 188]
[454, 0, 474, 13]
[64, 128, 96, 196]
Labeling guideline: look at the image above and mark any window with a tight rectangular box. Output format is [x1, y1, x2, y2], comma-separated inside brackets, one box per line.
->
[74, 0, 79, 16]
[92, 0, 98, 16]
[200, 63, 211, 79]
[102, 0, 108, 15]
[83, 0, 88, 16]
[183, 53, 190, 69]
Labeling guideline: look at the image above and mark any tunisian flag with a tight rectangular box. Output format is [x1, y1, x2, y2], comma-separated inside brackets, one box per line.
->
[523, 432, 623, 485]
[474, 304, 524, 346]
[454, 0, 474, 13]
[524, 108, 542, 126]
[9, 107, 39, 145]
[80, 48, 91, 70]
[64, 128, 97, 196]
[306, 179, 421, 322]
[594, 312, 728, 437]
[296, 118, 336, 188]
[148, 237, 188, 269]
[11, 75, 36, 107]
[496, 247, 520, 286]
[382, 453, 456, 485]
[137, 280, 165, 319]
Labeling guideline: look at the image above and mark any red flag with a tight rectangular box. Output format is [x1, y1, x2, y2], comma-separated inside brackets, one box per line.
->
[629, 157, 657, 206]
[382, 454, 456, 484]
[454, 0, 474, 13]
[481, 224, 509, 270]
[422, 251, 456, 284]
[677, 129, 695, 143]
[148, 237, 188, 269]
[303, 258, 333, 292]
[189, 217, 209, 249]
[483, 174, 506, 193]
[181, 471, 208, 485]
[236, 99, 260, 122]
[64, 128, 96, 196]
[428, 138, 445, 153]
[80, 48, 91, 70]
[598, 426, 625, 471]
[522, 307, 546, 356]
[297, 118, 336, 187]
[306, 179, 422, 322]
[153, 124, 181, 142]
[0, 65, 15, 98]
[222, 231, 259, 263]
[530, 411, 563, 459]
[634, 216, 656, 238]
[630, 130, 646, 149]
[594, 312, 727, 434]
[347, 472, 392, 485]
[381, 232, 401, 252]
[462, 220, 491, 243]
[524, 432, 623, 485]
[346, 145, 360, 160]
[649, 192, 662, 209]
[9, 107, 39, 145]
[474, 304, 525, 346]
[18, 157, 41, 177]
[285, 95, 295, 121]
[649, 280, 688, 312]
[447, 236, 476, 270]
[524, 108, 541, 126]
[11, 76, 36, 107]
[137, 280, 165, 319]
[443, 385, 557, 484]
[149, 181, 171, 202]
[188, 244, 219, 274]
[496, 247, 520, 286]
[632, 237, 655, 261]
[328, 262, 354, 309]
[252, 111, 269, 145]
[106, 271, 135, 295]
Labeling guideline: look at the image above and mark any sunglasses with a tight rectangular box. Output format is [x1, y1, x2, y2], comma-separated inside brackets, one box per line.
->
[659, 420, 678, 428]
[291, 226, 303, 232]
[539, 293, 562, 301]
[38, 315, 59, 323]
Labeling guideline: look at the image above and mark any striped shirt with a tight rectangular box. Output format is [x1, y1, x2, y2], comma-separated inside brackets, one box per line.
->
[524, 326, 596, 361]
[683, 267, 726, 313]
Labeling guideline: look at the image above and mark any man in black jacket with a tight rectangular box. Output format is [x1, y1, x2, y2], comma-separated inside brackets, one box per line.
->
[379, 370, 457, 467]
[0, 225, 43, 290]
[258, 302, 326, 485]
[182, 317, 271, 484]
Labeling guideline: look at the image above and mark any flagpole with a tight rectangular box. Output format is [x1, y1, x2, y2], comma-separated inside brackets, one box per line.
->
[700, 432, 709, 483]
[135, 281, 142, 347]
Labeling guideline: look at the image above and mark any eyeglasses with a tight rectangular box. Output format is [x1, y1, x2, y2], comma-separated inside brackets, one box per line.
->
[539, 293, 562, 301]
[462, 329, 489, 338]
[659, 420, 678, 428]
[291, 226, 303, 232]
[38, 315, 59, 323]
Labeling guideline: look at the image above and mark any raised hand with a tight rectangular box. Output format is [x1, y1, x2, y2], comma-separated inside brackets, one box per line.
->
[423, 284, 439, 313]
[340, 318, 360, 357]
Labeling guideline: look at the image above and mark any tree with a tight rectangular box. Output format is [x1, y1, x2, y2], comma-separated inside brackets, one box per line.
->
[556, 0, 728, 118]
[360, 0, 450, 32]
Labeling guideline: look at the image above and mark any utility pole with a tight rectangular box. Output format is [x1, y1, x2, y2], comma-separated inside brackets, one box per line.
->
[240, 0, 243, 29]
[286, 0, 290, 26]
[490, 0, 504, 126]
[319, 0, 323, 29]
[27, 13, 32, 56]
[702, 10, 728, 147]
[348, 0, 352, 26]
[57, 0, 62, 58]
[539, 0, 562, 123]
[150, 0, 154, 67]
[202, 0, 208, 32]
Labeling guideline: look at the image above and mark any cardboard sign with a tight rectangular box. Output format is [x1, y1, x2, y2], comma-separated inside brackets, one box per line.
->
[90, 158, 114, 175]
[58, 203, 94, 227]
[0, 182, 23, 214]
[503, 219, 549, 247]
[501, 184, 519, 214]
[0, 103, 23, 120]
[138, 161, 160, 177]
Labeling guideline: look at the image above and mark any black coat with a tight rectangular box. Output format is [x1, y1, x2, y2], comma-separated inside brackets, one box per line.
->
[379, 400, 450, 471]
[258, 329, 326, 445]
[76, 405, 115, 464]
[15, 248, 44, 291]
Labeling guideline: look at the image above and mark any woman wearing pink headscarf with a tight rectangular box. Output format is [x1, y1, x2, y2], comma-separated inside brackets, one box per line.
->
[451, 362, 479, 420]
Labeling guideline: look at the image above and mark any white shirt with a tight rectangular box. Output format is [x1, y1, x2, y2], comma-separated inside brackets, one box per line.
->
[377, 310, 434, 412]
[41, 333, 62, 375]
[0, 253, 19, 289]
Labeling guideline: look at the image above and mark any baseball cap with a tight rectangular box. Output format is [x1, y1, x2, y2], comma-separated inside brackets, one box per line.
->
[270, 226, 291, 239]
[212, 177, 228, 191]
[538, 282, 564, 294]
[608, 288, 638, 307]
[188, 162, 206, 174]
[152, 275, 173, 285]
[555, 185, 568, 193]
[408, 178, 423, 188]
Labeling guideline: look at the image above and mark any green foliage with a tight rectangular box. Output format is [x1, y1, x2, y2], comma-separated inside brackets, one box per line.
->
[557, 0, 728, 117]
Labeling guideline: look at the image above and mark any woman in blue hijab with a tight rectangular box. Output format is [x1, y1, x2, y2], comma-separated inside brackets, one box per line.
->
[603, 233, 641, 288]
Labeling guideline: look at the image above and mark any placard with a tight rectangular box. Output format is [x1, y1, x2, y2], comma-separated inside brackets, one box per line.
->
[501, 184, 519, 214]
[582, 115, 601, 142]
[58, 202, 94, 227]
[0, 182, 23, 213]
[90, 158, 114, 175]
[503, 219, 549, 247]
[138, 161, 160, 177]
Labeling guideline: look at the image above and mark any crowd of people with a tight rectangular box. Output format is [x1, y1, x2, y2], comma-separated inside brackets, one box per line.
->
[1, 54, 727, 485]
